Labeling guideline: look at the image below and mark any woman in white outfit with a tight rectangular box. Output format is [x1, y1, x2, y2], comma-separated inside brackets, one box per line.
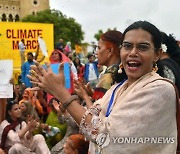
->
[0, 100, 50, 154]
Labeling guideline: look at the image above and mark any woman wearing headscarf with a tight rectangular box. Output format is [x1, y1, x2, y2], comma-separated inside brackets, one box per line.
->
[49, 50, 75, 96]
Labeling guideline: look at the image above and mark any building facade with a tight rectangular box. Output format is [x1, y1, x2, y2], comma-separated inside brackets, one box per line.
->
[0, 0, 49, 22]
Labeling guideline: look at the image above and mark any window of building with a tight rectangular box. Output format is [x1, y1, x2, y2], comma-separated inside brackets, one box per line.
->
[9, 14, 13, 22]
[2, 14, 7, 21]
[33, 0, 38, 5]
[32, 0, 40, 6]
[15, 14, 19, 22]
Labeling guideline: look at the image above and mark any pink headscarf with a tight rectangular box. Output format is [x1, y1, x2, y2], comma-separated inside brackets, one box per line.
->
[49, 49, 70, 64]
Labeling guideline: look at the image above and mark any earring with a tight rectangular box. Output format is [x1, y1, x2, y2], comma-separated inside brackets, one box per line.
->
[152, 61, 158, 72]
[118, 63, 123, 74]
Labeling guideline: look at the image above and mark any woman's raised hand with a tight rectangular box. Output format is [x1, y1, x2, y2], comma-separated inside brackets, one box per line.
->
[27, 61, 67, 101]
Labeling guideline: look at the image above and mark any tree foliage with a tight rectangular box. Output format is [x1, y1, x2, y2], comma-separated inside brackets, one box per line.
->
[21, 9, 84, 48]
[94, 28, 117, 42]
[94, 30, 103, 42]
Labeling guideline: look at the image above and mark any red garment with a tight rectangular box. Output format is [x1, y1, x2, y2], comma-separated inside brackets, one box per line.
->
[0, 121, 20, 150]
[92, 87, 107, 101]
[77, 65, 85, 80]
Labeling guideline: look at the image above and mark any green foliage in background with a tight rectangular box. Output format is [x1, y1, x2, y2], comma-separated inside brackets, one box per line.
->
[22, 9, 84, 48]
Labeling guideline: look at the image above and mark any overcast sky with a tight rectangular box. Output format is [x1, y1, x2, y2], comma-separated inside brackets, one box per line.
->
[50, 0, 180, 43]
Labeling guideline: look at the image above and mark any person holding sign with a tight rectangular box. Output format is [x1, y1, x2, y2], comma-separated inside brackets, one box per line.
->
[0, 60, 13, 123]
[46, 50, 75, 111]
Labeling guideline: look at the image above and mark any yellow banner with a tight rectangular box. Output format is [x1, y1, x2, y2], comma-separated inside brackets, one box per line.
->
[0, 22, 54, 84]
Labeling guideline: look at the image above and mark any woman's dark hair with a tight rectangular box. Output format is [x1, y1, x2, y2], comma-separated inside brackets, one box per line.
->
[113, 66, 127, 83]
[5, 100, 21, 123]
[73, 57, 83, 68]
[122, 21, 162, 52]
[161, 32, 180, 65]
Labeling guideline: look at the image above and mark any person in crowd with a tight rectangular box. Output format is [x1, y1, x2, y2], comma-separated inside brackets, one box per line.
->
[45, 97, 67, 149]
[36, 90, 49, 122]
[20, 100, 39, 121]
[84, 53, 99, 88]
[8, 84, 23, 103]
[66, 52, 78, 80]
[28, 20, 177, 153]
[0, 78, 14, 123]
[48, 49, 75, 103]
[21, 52, 35, 88]
[0, 100, 50, 154]
[21, 46, 45, 89]
[73, 57, 85, 80]
[56, 39, 64, 52]
[51, 98, 79, 154]
[50, 49, 69, 64]
[75, 30, 126, 105]
[75, 43, 84, 59]
[19, 99, 61, 148]
[0, 99, 6, 125]
[19, 88, 44, 117]
[63, 134, 89, 154]
[64, 41, 72, 55]
[18, 39, 26, 65]
[157, 32, 180, 93]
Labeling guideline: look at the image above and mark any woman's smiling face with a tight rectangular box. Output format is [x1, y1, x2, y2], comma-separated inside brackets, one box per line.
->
[9, 104, 21, 121]
[120, 28, 160, 84]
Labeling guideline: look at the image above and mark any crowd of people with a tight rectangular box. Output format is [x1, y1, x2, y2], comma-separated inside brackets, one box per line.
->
[0, 20, 180, 154]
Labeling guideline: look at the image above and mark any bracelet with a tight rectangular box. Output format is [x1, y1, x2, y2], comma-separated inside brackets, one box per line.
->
[63, 95, 79, 109]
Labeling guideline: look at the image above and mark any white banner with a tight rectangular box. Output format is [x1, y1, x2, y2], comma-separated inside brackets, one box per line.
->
[0, 60, 13, 98]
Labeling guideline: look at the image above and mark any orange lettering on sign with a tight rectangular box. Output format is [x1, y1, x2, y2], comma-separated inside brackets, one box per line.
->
[6, 29, 43, 39]
[12, 40, 19, 50]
